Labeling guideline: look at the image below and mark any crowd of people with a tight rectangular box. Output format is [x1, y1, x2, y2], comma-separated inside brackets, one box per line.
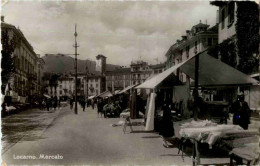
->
[39, 96, 61, 111]
[95, 94, 129, 118]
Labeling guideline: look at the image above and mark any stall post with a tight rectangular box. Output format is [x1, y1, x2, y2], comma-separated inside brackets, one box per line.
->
[193, 54, 199, 121]
[131, 88, 137, 119]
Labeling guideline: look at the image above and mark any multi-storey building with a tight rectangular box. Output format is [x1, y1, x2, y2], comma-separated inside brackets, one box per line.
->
[47, 55, 106, 99]
[211, 1, 260, 110]
[165, 22, 218, 83]
[130, 60, 152, 85]
[37, 55, 45, 94]
[106, 68, 131, 92]
[1, 17, 43, 98]
[105, 61, 165, 93]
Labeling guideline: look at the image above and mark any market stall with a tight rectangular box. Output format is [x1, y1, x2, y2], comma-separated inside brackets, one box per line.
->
[136, 50, 259, 165]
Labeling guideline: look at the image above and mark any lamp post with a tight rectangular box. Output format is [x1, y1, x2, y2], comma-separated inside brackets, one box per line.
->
[193, 48, 199, 121]
[73, 24, 79, 114]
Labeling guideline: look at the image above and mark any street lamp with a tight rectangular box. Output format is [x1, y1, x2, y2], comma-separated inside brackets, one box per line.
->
[73, 24, 79, 114]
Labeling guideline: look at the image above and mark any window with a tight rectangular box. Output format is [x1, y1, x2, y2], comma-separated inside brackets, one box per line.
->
[96, 84, 98, 88]
[208, 38, 212, 46]
[221, 8, 225, 29]
[228, 2, 234, 25]
[60, 90, 62, 95]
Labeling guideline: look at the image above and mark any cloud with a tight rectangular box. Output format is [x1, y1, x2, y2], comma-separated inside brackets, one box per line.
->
[2, 1, 217, 66]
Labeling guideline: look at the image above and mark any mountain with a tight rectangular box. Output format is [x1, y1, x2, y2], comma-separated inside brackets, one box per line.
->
[42, 54, 120, 74]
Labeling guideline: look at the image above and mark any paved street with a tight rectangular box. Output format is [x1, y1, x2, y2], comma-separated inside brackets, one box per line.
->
[2, 105, 232, 165]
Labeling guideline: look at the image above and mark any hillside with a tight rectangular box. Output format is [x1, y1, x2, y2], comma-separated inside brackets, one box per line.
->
[42, 54, 119, 74]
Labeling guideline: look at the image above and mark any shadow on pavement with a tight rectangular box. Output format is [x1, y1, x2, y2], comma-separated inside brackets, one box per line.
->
[141, 136, 161, 139]
[130, 130, 156, 133]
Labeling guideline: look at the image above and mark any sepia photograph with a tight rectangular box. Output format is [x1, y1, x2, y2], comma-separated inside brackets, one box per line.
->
[1, 0, 260, 165]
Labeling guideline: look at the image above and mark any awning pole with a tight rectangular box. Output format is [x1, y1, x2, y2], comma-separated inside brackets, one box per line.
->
[194, 54, 199, 121]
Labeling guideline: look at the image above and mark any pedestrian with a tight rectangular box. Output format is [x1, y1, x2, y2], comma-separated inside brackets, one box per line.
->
[53, 96, 58, 110]
[231, 93, 251, 130]
[159, 99, 175, 147]
[46, 98, 50, 111]
[91, 99, 95, 110]
[70, 98, 74, 110]
[97, 98, 104, 117]
[58, 98, 61, 109]
[42, 99, 46, 110]
[81, 98, 86, 112]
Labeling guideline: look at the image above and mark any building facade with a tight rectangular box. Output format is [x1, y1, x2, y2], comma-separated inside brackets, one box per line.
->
[211, 1, 260, 110]
[46, 55, 106, 99]
[211, 1, 259, 74]
[130, 61, 152, 85]
[106, 68, 131, 92]
[105, 61, 165, 93]
[165, 21, 218, 83]
[1, 18, 43, 98]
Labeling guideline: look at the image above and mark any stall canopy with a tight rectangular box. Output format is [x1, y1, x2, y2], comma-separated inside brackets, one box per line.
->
[88, 96, 95, 100]
[119, 84, 140, 94]
[96, 90, 113, 98]
[44, 94, 51, 98]
[136, 51, 259, 89]
[114, 90, 121, 95]
[180, 52, 259, 87]
[135, 59, 189, 89]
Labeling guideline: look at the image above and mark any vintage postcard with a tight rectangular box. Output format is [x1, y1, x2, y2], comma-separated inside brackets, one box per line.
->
[1, 0, 260, 165]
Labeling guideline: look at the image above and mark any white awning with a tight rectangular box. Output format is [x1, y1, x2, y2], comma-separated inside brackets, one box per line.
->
[44, 94, 51, 98]
[95, 91, 113, 98]
[119, 84, 140, 94]
[114, 90, 121, 95]
[135, 59, 188, 89]
[88, 96, 95, 100]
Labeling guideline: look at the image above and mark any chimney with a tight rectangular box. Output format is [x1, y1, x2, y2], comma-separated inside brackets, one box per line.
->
[1, 16, 4, 22]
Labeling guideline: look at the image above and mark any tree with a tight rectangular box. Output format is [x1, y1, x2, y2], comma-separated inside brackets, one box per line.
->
[236, 1, 260, 74]
[1, 28, 18, 94]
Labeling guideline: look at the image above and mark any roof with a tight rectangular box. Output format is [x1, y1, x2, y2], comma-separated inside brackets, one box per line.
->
[2, 22, 36, 57]
[136, 51, 259, 89]
[150, 63, 165, 69]
[192, 22, 210, 29]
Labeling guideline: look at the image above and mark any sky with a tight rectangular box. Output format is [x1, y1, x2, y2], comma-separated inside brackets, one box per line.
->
[2, 1, 217, 66]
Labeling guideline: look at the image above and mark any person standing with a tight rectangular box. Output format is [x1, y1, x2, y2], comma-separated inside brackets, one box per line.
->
[53, 96, 58, 110]
[46, 98, 50, 111]
[82, 98, 86, 112]
[159, 100, 175, 147]
[70, 98, 74, 110]
[91, 99, 95, 110]
[231, 93, 251, 130]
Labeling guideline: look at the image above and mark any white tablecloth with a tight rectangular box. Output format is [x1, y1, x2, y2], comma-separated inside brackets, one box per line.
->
[179, 120, 244, 148]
